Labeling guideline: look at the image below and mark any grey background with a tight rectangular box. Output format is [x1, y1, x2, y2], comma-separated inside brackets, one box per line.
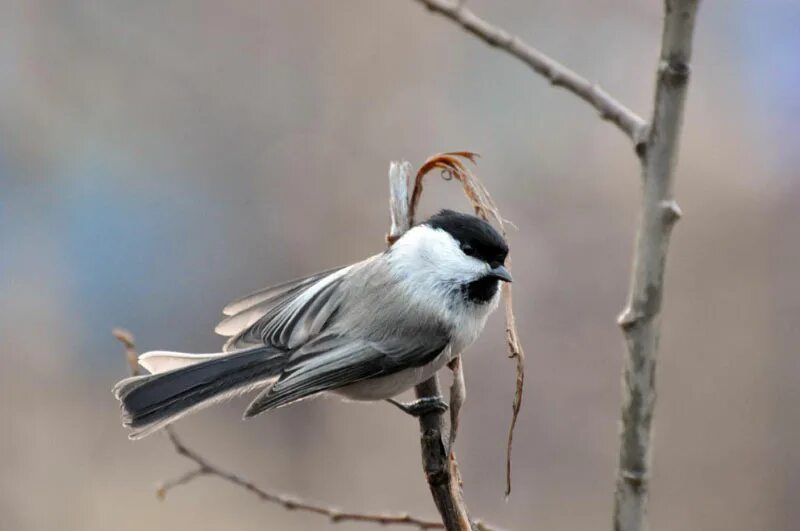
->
[1, 1, 798, 530]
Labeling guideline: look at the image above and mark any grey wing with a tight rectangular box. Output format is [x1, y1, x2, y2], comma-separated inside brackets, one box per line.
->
[221, 265, 347, 317]
[243, 332, 450, 417]
[215, 260, 367, 352]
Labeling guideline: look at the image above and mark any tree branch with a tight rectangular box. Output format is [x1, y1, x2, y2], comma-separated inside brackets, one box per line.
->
[410, 1, 701, 526]
[613, 2, 700, 530]
[447, 355, 465, 453]
[410, 0, 647, 144]
[162, 427, 445, 529]
[415, 377, 474, 531]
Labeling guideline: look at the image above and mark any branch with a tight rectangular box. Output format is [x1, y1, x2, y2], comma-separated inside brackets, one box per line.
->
[113, 330, 445, 530]
[112, 328, 140, 376]
[162, 428, 445, 529]
[414, 377, 474, 530]
[410, 0, 647, 144]
[613, 2, 700, 531]
[447, 355, 465, 453]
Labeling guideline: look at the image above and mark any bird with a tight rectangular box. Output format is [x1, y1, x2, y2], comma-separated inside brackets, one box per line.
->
[113, 209, 512, 439]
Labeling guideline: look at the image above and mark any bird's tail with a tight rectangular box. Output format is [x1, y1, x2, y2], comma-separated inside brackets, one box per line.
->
[113, 346, 287, 439]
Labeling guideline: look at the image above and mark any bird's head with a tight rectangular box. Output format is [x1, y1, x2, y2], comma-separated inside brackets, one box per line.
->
[388, 209, 511, 304]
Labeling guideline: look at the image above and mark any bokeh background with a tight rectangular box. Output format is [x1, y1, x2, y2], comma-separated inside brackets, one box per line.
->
[1, 1, 798, 530]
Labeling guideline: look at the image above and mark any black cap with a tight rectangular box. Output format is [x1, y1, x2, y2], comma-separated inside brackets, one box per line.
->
[424, 209, 508, 267]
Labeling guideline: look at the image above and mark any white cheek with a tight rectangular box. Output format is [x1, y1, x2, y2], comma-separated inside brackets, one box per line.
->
[390, 226, 490, 284]
[436, 253, 485, 281]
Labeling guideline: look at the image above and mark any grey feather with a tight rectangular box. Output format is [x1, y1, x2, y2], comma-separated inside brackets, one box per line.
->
[114, 346, 288, 438]
[217, 264, 354, 352]
[221, 265, 347, 317]
[244, 333, 448, 417]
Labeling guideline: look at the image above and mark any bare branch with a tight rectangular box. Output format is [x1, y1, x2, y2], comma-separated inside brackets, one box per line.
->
[387, 160, 414, 245]
[613, 1, 700, 530]
[410, 0, 647, 143]
[112, 331, 445, 530]
[416, 378, 474, 530]
[447, 356, 465, 453]
[163, 428, 445, 529]
[156, 461, 207, 501]
[112, 327, 140, 376]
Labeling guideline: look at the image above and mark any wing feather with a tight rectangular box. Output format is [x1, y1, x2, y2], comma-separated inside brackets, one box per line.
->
[221, 265, 346, 317]
[243, 333, 448, 417]
[216, 263, 359, 352]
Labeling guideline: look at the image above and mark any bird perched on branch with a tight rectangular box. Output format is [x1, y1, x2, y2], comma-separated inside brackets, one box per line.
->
[114, 209, 511, 439]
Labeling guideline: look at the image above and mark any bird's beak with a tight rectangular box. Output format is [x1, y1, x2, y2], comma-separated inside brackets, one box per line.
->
[488, 265, 512, 283]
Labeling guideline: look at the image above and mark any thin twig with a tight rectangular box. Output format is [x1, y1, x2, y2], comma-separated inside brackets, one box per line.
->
[447, 356, 465, 454]
[112, 327, 140, 376]
[113, 331, 446, 530]
[410, 0, 647, 144]
[163, 428, 445, 529]
[408, 152, 526, 497]
[613, 2, 700, 531]
[156, 463, 207, 501]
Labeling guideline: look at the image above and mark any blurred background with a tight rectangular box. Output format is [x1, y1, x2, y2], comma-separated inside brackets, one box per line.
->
[1, 1, 798, 530]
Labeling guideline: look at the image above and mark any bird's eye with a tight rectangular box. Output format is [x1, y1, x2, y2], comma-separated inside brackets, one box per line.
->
[461, 244, 475, 257]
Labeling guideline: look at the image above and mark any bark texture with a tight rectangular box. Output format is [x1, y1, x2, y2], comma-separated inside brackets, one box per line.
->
[614, 2, 700, 530]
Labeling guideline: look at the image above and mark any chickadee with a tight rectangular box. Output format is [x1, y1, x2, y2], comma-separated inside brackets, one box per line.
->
[114, 209, 511, 439]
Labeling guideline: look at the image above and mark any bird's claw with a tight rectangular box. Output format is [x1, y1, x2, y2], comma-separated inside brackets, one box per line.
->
[387, 396, 449, 417]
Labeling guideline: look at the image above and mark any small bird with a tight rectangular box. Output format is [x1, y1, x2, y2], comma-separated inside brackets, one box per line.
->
[114, 209, 511, 439]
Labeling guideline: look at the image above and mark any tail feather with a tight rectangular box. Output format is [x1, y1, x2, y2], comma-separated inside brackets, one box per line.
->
[113, 346, 286, 439]
[137, 350, 230, 374]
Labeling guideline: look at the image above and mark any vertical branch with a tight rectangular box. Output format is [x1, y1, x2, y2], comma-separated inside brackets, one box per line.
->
[416, 377, 474, 531]
[614, 2, 700, 531]
[387, 161, 414, 244]
[387, 161, 475, 531]
[112, 328, 140, 376]
[447, 356, 465, 452]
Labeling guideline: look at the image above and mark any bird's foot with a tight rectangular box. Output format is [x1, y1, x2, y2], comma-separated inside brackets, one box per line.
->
[387, 396, 448, 417]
